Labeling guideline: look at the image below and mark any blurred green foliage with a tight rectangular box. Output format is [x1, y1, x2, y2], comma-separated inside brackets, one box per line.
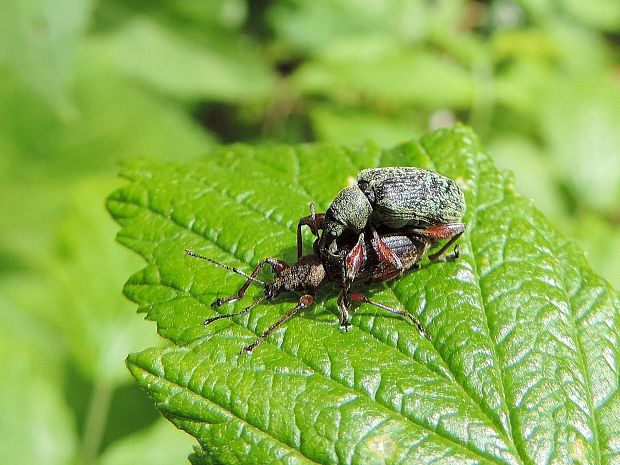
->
[0, 1, 618, 464]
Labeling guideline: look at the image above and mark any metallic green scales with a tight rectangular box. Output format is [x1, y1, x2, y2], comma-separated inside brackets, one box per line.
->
[358, 167, 465, 229]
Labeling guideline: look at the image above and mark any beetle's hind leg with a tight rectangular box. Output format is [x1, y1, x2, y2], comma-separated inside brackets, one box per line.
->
[413, 223, 465, 262]
[348, 291, 431, 341]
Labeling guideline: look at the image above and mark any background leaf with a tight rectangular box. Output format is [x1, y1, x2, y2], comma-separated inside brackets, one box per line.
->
[98, 419, 195, 465]
[0, 0, 91, 112]
[95, 17, 275, 102]
[0, 298, 76, 465]
[108, 126, 620, 464]
[3, 1, 619, 463]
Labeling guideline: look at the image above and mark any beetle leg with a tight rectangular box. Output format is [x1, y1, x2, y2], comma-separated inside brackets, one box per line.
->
[297, 203, 326, 258]
[241, 294, 314, 354]
[337, 290, 352, 331]
[343, 232, 367, 286]
[349, 292, 431, 341]
[212, 258, 289, 307]
[204, 295, 265, 325]
[412, 223, 465, 262]
[369, 226, 404, 280]
[266, 257, 290, 274]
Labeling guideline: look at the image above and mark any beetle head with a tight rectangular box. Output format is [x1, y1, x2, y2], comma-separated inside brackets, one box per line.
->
[264, 282, 280, 300]
[325, 185, 372, 232]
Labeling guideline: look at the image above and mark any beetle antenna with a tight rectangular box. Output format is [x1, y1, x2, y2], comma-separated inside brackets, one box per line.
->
[185, 249, 265, 286]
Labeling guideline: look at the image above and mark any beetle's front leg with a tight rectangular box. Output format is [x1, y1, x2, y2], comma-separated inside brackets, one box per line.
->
[297, 203, 326, 258]
[337, 289, 352, 331]
[341, 232, 367, 288]
[212, 258, 289, 307]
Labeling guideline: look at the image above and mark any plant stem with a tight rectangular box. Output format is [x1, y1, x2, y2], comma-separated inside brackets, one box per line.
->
[75, 377, 113, 465]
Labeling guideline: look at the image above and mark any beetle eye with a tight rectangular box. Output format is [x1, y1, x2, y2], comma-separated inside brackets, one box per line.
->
[265, 285, 277, 299]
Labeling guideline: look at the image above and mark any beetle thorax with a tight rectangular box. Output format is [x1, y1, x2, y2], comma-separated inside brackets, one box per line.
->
[271, 254, 326, 294]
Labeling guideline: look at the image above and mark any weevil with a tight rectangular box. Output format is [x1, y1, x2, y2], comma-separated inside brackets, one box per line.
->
[298, 167, 466, 287]
[186, 229, 432, 354]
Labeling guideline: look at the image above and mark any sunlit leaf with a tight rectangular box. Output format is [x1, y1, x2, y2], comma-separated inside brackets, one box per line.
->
[108, 127, 620, 464]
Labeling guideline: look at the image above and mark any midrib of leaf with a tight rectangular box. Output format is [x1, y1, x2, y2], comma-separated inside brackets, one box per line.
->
[415, 128, 614, 464]
[463, 178, 521, 462]
[424, 129, 601, 464]
[443, 127, 615, 465]
[526, 221, 605, 463]
[530, 249, 595, 459]
[119, 172, 520, 464]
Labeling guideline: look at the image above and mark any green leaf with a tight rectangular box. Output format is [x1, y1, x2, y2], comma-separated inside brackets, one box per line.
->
[0, 0, 91, 112]
[108, 127, 620, 464]
[99, 419, 195, 465]
[51, 177, 161, 384]
[541, 76, 620, 213]
[0, 298, 77, 465]
[95, 17, 275, 102]
[293, 46, 474, 108]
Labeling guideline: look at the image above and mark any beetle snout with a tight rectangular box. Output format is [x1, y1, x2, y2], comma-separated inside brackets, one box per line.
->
[265, 284, 278, 300]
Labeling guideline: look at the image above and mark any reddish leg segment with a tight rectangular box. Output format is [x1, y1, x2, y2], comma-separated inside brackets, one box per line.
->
[342, 226, 412, 293]
[413, 223, 465, 262]
[344, 233, 367, 284]
[297, 203, 325, 258]
[369, 227, 405, 280]
[343, 227, 407, 286]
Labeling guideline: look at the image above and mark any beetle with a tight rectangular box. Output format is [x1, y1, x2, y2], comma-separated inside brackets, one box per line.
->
[186, 229, 432, 354]
[298, 167, 466, 287]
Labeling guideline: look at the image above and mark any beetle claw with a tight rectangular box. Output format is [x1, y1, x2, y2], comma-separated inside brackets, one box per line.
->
[339, 320, 352, 332]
